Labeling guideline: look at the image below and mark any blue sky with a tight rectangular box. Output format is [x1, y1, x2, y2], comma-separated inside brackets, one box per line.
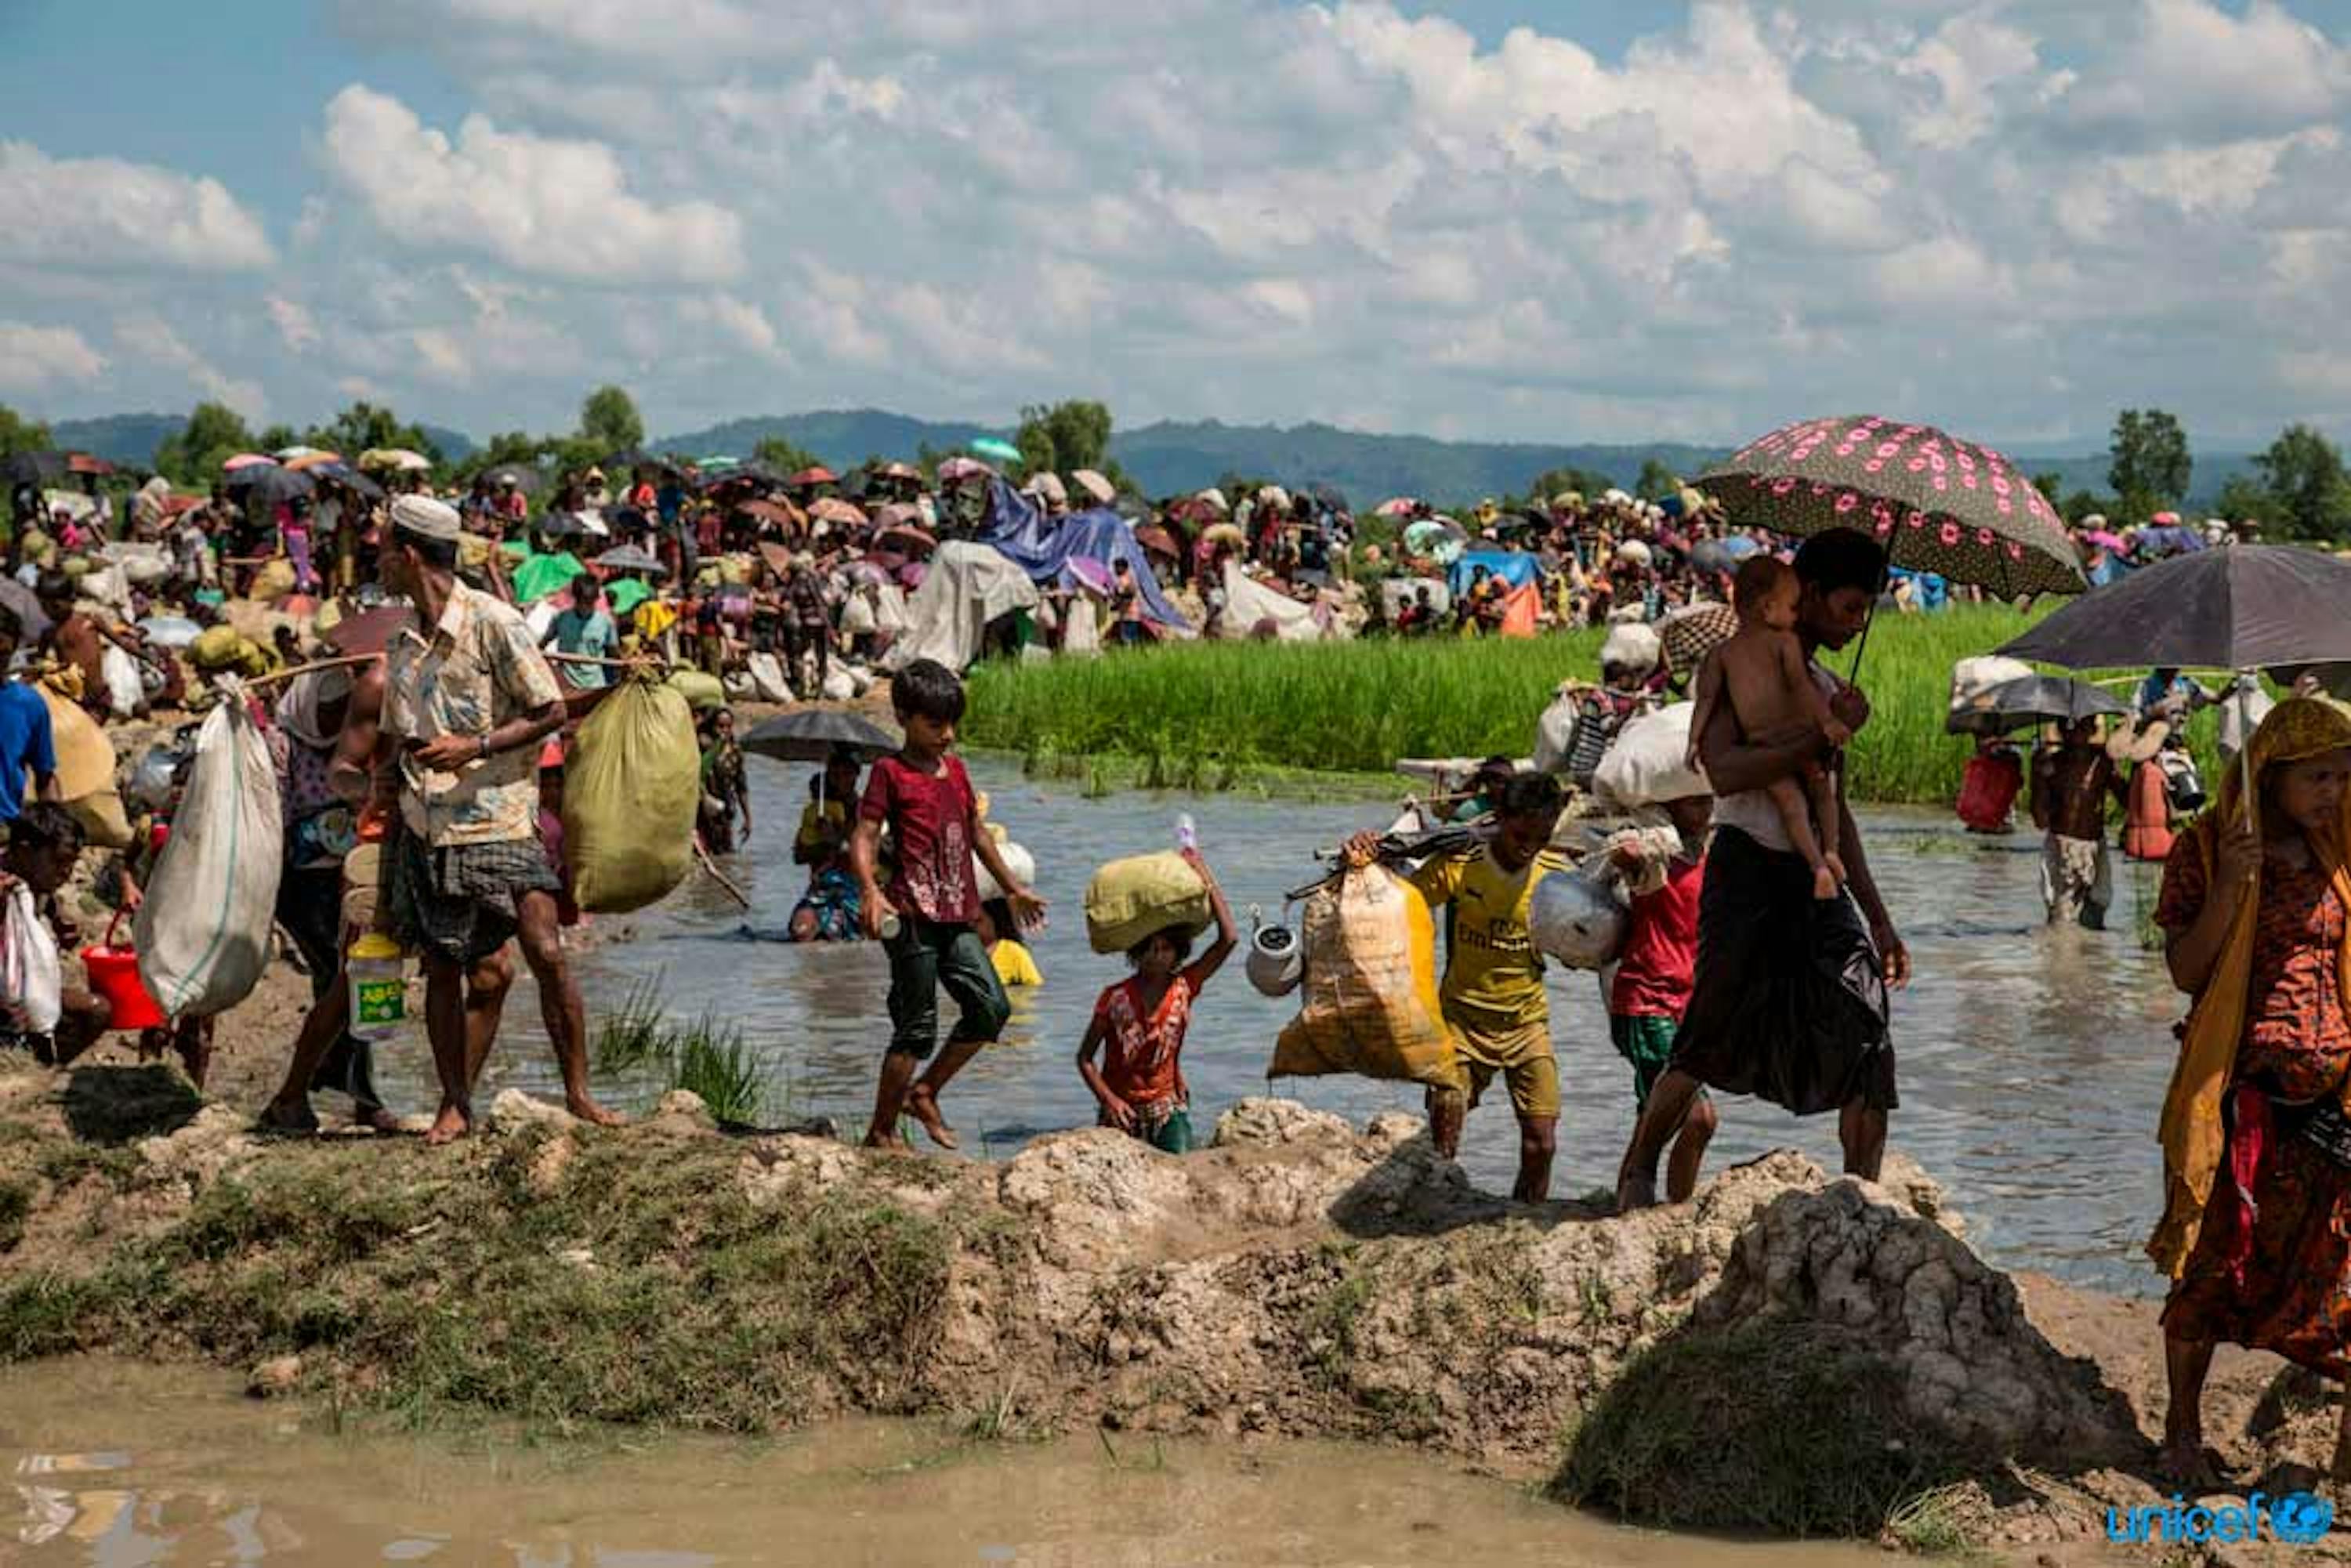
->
[5, 1, 2349, 450]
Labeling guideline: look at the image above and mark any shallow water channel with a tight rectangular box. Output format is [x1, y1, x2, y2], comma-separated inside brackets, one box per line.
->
[379, 754, 2183, 1298]
[0, 1360, 1882, 1566]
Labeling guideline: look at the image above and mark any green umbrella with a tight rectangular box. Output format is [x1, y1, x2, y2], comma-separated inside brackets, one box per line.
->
[607, 578, 652, 617]
[971, 437, 1022, 465]
[512, 550, 587, 605]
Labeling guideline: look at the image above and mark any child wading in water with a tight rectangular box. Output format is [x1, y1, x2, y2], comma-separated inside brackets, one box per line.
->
[1687, 556, 1852, 899]
[1076, 847, 1235, 1153]
[852, 659, 1045, 1150]
[1607, 793, 1720, 1201]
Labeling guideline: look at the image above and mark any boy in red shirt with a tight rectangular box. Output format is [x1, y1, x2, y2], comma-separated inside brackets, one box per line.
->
[1607, 793, 1719, 1201]
[851, 659, 1045, 1150]
[1076, 847, 1236, 1153]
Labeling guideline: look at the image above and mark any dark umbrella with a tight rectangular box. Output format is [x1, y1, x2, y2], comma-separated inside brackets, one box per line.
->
[594, 544, 665, 574]
[481, 462, 544, 494]
[1996, 546, 2351, 671]
[536, 511, 591, 539]
[322, 605, 411, 657]
[0, 579, 51, 640]
[1699, 415, 2085, 599]
[4, 451, 69, 484]
[741, 709, 903, 765]
[1943, 674, 2128, 737]
[223, 464, 317, 505]
[313, 462, 385, 502]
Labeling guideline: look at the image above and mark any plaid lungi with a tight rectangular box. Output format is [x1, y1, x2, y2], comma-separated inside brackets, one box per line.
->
[383, 829, 561, 965]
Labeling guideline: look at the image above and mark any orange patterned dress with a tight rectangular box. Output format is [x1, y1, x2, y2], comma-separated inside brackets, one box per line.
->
[2157, 837, 2351, 1373]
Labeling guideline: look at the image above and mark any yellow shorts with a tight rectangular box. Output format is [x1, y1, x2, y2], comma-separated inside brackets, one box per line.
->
[1432, 1012, 1559, 1121]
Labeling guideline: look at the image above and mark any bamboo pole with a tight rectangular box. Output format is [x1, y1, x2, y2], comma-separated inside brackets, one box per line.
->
[694, 841, 753, 910]
[239, 651, 383, 691]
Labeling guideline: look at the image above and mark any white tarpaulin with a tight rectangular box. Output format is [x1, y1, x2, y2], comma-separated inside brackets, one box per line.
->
[1217, 562, 1331, 643]
[884, 541, 1041, 672]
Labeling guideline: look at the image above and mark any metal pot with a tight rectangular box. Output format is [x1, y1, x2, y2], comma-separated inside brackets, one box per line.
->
[1245, 915, 1303, 998]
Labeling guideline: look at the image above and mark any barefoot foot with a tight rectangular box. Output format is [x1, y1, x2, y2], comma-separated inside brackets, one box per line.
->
[2157, 1433, 2224, 1490]
[567, 1097, 627, 1129]
[904, 1085, 958, 1150]
[1615, 1172, 1659, 1213]
[424, 1102, 472, 1146]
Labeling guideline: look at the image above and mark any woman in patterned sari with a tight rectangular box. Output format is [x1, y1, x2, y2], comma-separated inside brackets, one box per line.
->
[2151, 697, 2351, 1484]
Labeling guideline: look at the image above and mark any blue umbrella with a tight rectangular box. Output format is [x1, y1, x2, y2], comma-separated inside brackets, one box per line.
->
[971, 437, 1022, 465]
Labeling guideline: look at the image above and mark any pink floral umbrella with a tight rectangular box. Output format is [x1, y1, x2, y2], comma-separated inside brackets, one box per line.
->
[1697, 415, 2085, 599]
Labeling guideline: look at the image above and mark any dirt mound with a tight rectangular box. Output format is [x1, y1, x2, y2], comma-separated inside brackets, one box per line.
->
[0, 1063, 2319, 1551]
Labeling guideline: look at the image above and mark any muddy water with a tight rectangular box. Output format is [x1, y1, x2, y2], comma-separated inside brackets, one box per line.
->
[378, 757, 2181, 1297]
[1, 1360, 1878, 1566]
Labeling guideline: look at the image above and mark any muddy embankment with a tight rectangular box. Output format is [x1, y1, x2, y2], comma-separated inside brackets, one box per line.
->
[0, 1052, 2343, 1560]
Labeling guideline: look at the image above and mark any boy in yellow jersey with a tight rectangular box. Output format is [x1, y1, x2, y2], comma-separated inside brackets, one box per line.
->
[1349, 772, 1570, 1200]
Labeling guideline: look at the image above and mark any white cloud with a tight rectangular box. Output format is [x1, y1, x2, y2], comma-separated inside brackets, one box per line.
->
[317, 85, 747, 284]
[2061, 0, 2351, 139]
[0, 322, 107, 395]
[114, 315, 266, 421]
[30, 0, 2351, 448]
[267, 296, 321, 352]
[0, 142, 273, 270]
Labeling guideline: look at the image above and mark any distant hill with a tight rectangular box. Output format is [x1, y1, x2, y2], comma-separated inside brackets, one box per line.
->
[47, 413, 478, 469]
[51, 413, 183, 469]
[45, 404, 2264, 510]
[418, 424, 476, 462]
[663, 408, 1000, 466]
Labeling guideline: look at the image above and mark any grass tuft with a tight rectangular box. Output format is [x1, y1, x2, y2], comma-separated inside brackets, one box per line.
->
[1551, 1318, 1964, 1538]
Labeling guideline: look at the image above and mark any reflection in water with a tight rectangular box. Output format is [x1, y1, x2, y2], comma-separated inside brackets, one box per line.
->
[1, 1361, 1881, 1567]
[373, 760, 2184, 1297]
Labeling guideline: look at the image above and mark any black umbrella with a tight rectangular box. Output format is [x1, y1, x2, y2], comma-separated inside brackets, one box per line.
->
[595, 544, 665, 574]
[1997, 546, 2351, 671]
[536, 511, 591, 539]
[741, 709, 902, 765]
[223, 464, 317, 505]
[1944, 674, 2128, 737]
[3, 451, 68, 485]
[1700, 415, 2085, 599]
[313, 462, 385, 502]
[481, 462, 545, 494]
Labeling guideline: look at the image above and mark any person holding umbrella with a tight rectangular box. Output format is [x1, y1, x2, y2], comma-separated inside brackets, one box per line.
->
[2149, 697, 2351, 1486]
[1615, 529, 1907, 1210]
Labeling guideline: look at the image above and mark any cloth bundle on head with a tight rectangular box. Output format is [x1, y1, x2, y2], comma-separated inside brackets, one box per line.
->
[2148, 696, 2351, 1277]
[276, 665, 357, 751]
[389, 494, 461, 541]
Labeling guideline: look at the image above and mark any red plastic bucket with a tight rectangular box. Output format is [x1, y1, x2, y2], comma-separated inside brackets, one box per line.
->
[82, 911, 165, 1031]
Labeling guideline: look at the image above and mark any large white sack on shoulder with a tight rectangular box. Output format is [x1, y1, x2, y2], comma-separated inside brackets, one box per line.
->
[974, 841, 1036, 902]
[134, 683, 282, 1017]
[1599, 621, 1661, 676]
[1532, 683, 1579, 773]
[1949, 655, 2035, 715]
[1593, 701, 1709, 808]
[2, 882, 61, 1034]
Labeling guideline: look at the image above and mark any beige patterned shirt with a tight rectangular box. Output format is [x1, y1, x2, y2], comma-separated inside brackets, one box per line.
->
[382, 580, 563, 847]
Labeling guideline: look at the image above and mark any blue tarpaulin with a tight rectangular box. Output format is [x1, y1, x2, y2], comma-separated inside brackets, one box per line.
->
[984, 480, 1193, 632]
[1446, 549, 1541, 600]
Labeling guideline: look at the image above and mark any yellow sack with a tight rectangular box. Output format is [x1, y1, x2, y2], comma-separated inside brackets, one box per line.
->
[67, 791, 133, 850]
[252, 558, 297, 603]
[1084, 851, 1210, 954]
[562, 671, 701, 913]
[1270, 864, 1458, 1088]
[666, 668, 726, 712]
[32, 684, 115, 801]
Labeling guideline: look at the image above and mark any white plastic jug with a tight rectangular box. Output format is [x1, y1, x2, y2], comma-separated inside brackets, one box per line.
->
[346, 932, 408, 1043]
